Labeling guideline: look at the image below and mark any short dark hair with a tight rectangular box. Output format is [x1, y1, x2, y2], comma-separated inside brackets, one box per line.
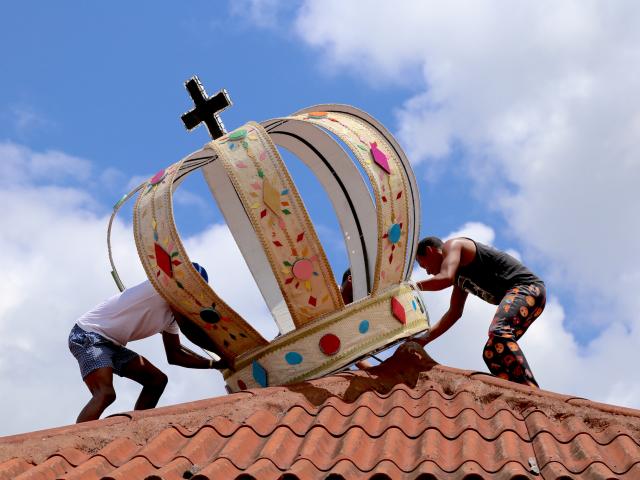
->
[341, 268, 351, 285]
[416, 237, 443, 256]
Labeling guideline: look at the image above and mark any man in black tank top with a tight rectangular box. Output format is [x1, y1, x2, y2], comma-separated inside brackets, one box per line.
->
[413, 236, 546, 388]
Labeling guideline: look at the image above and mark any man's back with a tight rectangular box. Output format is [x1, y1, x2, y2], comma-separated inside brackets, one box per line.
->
[76, 280, 177, 346]
[455, 239, 542, 305]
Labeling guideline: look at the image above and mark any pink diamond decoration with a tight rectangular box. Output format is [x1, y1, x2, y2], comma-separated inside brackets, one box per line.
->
[370, 142, 391, 174]
[149, 169, 166, 185]
[391, 297, 406, 324]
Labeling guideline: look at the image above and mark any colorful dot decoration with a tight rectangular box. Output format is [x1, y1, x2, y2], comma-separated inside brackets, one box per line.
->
[359, 320, 370, 334]
[388, 223, 402, 244]
[292, 258, 314, 280]
[285, 351, 303, 365]
[319, 333, 341, 356]
[200, 307, 220, 324]
[252, 360, 268, 387]
[237, 379, 247, 390]
[307, 111, 328, 119]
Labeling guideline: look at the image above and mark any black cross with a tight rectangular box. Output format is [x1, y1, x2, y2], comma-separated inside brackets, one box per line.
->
[181, 76, 232, 140]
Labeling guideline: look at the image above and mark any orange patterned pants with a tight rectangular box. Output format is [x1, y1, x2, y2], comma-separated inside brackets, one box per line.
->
[483, 283, 546, 387]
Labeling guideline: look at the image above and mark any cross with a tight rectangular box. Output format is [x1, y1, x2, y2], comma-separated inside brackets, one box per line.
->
[181, 76, 232, 140]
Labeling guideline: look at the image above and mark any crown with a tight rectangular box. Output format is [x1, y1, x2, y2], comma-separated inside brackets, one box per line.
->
[108, 104, 430, 393]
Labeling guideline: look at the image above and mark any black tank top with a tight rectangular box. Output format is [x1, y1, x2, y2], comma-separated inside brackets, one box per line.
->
[455, 240, 543, 305]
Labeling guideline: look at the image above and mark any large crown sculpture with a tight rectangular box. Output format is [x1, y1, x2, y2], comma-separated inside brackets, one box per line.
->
[109, 99, 429, 393]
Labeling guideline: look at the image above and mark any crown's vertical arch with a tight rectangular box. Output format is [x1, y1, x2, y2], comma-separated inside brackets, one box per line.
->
[132, 151, 268, 365]
[262, 117, 377, 303]
[200, 155, 296, 335]
[289, 110, 412, 293]
[294, 105, 421, 282]
[206, 122, 344, 328]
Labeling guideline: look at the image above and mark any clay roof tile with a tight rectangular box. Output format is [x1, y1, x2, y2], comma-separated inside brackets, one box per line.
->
[1, 342, 639, 479]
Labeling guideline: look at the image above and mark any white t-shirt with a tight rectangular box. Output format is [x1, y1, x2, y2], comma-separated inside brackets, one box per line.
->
[77, 280, 179, 346]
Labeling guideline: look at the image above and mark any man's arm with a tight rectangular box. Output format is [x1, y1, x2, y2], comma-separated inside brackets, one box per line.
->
[162, 332, 228, 369]
[417, 240, 463, 291]
[415, 286, 468, 346]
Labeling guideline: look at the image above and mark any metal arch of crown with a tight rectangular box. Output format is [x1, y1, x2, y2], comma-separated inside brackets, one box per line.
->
[108, 104, 430, 393]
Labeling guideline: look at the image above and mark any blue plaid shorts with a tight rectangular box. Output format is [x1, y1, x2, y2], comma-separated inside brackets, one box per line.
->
[68, 324, 139, 379]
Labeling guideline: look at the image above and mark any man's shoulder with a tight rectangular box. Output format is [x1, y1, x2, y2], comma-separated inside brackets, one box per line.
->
[444, 237, 475, 252]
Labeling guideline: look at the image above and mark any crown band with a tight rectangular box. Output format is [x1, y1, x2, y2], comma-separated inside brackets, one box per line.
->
[224, 281, 429, 391]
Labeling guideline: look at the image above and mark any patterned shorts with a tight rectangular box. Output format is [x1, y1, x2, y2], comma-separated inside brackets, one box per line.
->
[68, 324, 139, 379]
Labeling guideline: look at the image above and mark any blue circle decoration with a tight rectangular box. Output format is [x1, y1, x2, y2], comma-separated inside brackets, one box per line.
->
[359, 320, 370, 334]
[285, 351, 303, 365]
[388, 223, 402, 244]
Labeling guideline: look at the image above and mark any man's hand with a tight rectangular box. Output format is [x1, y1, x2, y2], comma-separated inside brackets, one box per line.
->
[414, 331, 430, 347]
[162, 332, 227, 369]
[210, 358, 230, 370]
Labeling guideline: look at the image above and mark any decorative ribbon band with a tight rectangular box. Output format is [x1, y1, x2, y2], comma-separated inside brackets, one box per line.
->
[224, 281, 429, 392]
[207, 122, 343, 328]
[133, 153, 268, 365]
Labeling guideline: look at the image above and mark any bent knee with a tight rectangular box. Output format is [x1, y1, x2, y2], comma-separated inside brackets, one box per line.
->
[94, 388, 116, 406]
[146, 371, 168, 391]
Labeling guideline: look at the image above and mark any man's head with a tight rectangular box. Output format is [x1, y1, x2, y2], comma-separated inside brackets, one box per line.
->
[340, 268, 352, 304]
[192, 262, 209, 283]
[416, 236, 444, 275]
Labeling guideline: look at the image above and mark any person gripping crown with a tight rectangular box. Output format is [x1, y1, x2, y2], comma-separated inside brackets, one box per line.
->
[68, 263, 226, 422]
[414, 237, 546, 387]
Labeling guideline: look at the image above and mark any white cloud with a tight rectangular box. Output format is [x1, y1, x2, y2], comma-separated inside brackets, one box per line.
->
[0, 144, 277, 436]
[229, 0, 290, 29]
[0, 142, 92, 186]
[445, 221, 494, 245]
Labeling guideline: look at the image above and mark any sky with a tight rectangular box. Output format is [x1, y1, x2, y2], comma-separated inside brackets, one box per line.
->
[1, 1, 639, 436]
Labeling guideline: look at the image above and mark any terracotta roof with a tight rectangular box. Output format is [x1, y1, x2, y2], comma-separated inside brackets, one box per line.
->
[1, 342, 639, 479]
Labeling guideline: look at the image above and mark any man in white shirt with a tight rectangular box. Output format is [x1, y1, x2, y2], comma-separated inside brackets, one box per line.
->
[68, 263, 225, 422]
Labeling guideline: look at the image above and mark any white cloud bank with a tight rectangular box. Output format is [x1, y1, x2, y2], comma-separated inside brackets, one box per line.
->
[292, 2, 640, 406]
[0, 142, 275, 436]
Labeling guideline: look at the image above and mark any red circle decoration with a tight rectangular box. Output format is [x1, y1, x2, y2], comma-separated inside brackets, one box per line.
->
[319, 333, 341, 356]
[237, 379, 247, 390]
[292, 258, 314, 280]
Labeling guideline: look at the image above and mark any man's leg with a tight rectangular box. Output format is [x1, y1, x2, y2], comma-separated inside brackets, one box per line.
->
[120, 356, 168, 410]
[77, 367, 117, 423]
[483, 284, 545, 387]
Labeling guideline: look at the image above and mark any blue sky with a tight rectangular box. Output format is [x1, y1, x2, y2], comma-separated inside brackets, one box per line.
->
[0, 1, 487, 238]
[1, 1, 639, 435]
